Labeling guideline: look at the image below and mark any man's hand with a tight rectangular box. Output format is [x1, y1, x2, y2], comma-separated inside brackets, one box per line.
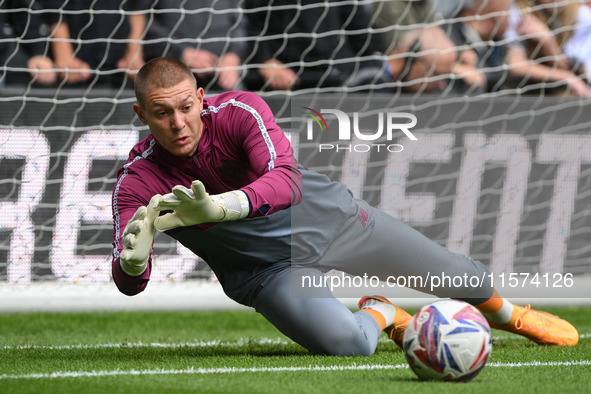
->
[217, 53, 242, 90]
[117, 50, 145, 81]
[28, 55, 57, 85]
[57, 57, 92, 84]
[182, 48, 218, 79]
[259, 59, 300, 90]
[154, 180, 250, 231]
[120, 194, 161, 276]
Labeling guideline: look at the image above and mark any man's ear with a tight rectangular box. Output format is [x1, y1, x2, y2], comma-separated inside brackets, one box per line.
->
[133, 103, 148, 125]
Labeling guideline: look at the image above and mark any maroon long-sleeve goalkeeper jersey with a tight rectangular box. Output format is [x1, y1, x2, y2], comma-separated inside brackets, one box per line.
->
[112, 91, 354, 305]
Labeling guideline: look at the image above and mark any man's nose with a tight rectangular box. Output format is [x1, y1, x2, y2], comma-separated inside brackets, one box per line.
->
[171, 111, 185, 131]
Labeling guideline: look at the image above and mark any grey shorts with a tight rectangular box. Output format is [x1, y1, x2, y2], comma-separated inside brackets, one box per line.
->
[311, 199, 494, 302]
[250, 198, 494, 355]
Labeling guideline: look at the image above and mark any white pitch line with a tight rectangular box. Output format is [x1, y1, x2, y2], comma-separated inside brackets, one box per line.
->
[2, 332, 590, 350]
[492, 332, 591, 340]
[488, 360, 591, 367]
[1, 361, 590, 381]
[0, 338, 292, 351]
[0, 364, 408, 380]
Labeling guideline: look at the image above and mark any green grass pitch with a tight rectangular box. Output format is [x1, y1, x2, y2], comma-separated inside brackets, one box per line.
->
[0, 306, 590, 394]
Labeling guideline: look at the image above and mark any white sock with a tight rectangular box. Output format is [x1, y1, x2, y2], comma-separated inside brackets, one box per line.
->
[361, 298, 396, 326]
[484, 299, 514, 325]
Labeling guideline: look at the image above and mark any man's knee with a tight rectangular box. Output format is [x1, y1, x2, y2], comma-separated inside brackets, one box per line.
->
[309, 323, 375, 357]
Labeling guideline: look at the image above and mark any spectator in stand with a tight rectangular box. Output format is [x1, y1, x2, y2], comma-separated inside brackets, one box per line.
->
[372, 0, 487, 94]
[0, 0, 56, 87]
[506, 1, 571, 72]
[142, 0, 249, 91]
[42, 0, 148, 88]
[444, 0, 590, 96]
[245, 0, 388, 91]
[437, 0, 477, 19]
[528, 0, 591, 78]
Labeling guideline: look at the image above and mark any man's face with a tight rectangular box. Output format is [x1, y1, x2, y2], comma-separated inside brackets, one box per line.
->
[133, 80, 204, 157]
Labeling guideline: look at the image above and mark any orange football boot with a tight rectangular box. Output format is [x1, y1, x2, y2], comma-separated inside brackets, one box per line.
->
[488, 304, 578, 346]
[359, 295, 413, 348]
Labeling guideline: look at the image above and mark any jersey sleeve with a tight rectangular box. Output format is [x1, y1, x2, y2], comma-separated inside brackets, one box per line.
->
[111, 165, 154, 296]
[233, 92, 303, 216]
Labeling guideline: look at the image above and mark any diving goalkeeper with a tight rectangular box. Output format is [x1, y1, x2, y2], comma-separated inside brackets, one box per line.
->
[112, 57, 578, 356]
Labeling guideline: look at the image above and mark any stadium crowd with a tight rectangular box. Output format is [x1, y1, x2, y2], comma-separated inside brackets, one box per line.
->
[0, 0, 589, 96]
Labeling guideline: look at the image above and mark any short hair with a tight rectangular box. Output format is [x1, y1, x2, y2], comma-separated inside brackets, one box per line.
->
[134, 57, 197, 107]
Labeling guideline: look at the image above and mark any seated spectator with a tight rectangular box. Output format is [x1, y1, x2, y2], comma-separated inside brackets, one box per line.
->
[437, 0, 478, 19]
[0, 0, 56, 87]
[507, 0, 571, 71]
[245, 0, 388, 91]
[372, 0, 486, 94]
[531, 0, 591, 78]
[444, 0, 590, 96]
[142, 0, 249, 91]
[42, 0, 148, 88]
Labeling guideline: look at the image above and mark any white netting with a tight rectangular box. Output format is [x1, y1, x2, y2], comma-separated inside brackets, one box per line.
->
[0, 0, 590, 308]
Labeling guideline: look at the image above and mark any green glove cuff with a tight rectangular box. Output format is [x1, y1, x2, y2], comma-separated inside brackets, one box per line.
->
[216, 190, 250, 221]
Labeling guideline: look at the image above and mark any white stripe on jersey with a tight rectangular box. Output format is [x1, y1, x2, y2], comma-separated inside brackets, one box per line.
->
[112, 139, 156, 259]
[201, 98, 277, 171]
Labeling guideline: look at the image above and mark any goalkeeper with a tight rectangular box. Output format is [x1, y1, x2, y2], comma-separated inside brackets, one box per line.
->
[112, 57, 578, 356]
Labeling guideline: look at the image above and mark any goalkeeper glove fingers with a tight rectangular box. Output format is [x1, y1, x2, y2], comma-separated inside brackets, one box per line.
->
[154, 180, 250, 232]
[119, 194, 161, 276]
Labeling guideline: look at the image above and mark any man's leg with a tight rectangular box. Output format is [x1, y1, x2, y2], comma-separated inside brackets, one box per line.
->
[317, 199, 578, 346]
[318, 199, 494, 301]
[251, 267, 382, 356]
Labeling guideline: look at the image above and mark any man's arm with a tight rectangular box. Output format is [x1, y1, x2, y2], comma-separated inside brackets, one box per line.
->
[116, 11, 146, 80]
[119, 195, 160, 275]
[507, 46, 590, 97]
[152, 92, 303, 232]
[235, 92, 303, 216]
[112, 178, 159, 296]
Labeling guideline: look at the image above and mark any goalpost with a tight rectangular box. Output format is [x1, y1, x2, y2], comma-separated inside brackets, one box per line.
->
[1, 1, 591, 311]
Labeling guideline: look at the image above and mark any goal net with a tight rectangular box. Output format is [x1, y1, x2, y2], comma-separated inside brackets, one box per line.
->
[1, 0, 590, 310]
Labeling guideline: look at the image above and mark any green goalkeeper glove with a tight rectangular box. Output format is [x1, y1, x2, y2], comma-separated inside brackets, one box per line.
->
[120, 194, 161, 276]
[154, 180, 250, 232]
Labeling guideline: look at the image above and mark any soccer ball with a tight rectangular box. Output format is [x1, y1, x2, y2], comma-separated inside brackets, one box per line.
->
[402, 299, 492, 382]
